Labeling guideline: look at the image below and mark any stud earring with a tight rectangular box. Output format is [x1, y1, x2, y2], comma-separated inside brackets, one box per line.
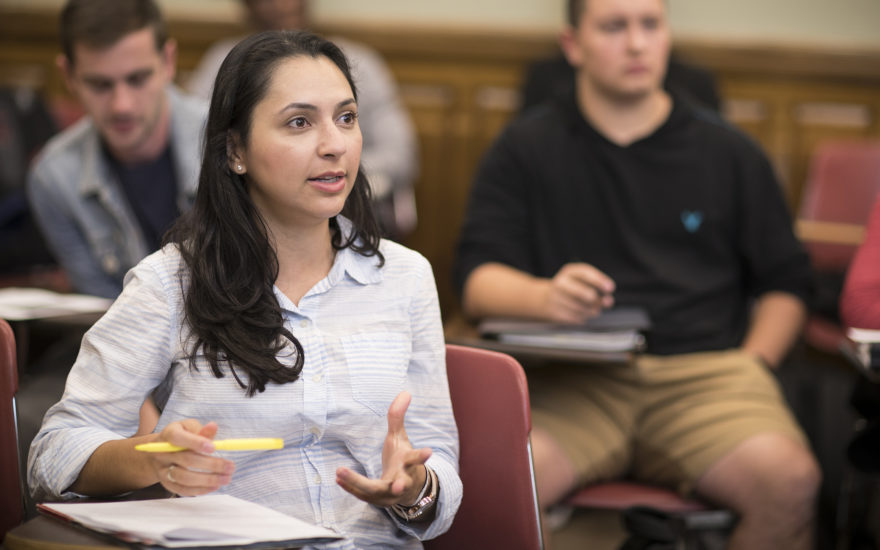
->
[235, 164, 243, 173]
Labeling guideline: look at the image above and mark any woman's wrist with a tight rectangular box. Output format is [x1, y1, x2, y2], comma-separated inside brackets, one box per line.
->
[389, 466, 439, 523]
[407, 464, 431, 506]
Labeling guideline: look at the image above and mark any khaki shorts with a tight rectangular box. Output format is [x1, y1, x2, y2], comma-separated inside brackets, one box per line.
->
[528, 349, 807, 495]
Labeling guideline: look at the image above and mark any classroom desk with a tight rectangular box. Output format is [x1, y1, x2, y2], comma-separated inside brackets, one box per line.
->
[5, 515, 125, 550]
[10, 311, 105, 373]
[5, 485, 171, 550]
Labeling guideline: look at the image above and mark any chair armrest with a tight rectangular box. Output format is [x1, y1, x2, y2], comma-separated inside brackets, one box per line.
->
[795, 220, 865, 246]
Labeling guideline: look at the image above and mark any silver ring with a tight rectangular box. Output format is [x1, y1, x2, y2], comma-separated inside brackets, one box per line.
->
[167, 464, 177, 484]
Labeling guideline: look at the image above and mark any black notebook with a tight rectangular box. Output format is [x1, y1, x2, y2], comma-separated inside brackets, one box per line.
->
[478, 306, 651, 353]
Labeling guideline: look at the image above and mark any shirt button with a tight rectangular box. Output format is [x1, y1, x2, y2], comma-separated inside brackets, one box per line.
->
[312, 373, 322, 383]
[314, 474, 321, 484]
[310, 427, 320, 437]
[299, 320, 308, 328]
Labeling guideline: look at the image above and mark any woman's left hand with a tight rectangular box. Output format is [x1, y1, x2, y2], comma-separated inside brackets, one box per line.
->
[335, 391, 432, 507]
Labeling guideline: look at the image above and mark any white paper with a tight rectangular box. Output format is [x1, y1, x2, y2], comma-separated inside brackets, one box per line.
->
[40, 494, 343, 547]
[0, 287, 112, 320]
[498, 330, 644, 352]
[847, 327, 880, 343]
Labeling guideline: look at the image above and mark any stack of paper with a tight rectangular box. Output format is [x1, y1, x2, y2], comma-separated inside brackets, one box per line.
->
[496, 330, 645, 352]
[479, 306, 651, 353]
[845, 327, 880, 380]
[38, 494, 343, 548]
[0, 287, 111, 321]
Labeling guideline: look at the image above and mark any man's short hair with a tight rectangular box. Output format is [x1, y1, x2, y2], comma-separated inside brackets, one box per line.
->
[567, 0, 584, 27]
[60, 0, 168, 66]
[567, 0, 667, 27]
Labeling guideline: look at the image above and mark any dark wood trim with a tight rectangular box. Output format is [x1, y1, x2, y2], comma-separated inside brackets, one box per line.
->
[3, 7, 878, 81]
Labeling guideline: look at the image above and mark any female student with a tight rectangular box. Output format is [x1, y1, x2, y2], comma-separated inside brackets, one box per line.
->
[28, 31, 461, 549]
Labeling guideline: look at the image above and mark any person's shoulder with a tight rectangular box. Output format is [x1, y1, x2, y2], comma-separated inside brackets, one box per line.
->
[329, 35, 380, 63]
[168, 86, 208, 119]
[515, 99, 561, 127]
[678, 98, 767, 159]
[120, 245, 188, 305]
[495, 98, 568, 151]
[202, 37, 240, 63]
[329, 35, 394, 84]
[29, 117, 93, 175]
[167, 86, 208, 159]
[378, 239, 431, 272]
[140, 244, 184, 270]
[130, 244, 187, 285]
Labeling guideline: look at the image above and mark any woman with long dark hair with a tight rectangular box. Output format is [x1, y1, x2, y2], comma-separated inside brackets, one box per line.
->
[29, 31, 461, 548]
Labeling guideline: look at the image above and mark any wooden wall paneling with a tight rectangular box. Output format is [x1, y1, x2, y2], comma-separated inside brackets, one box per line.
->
[1, 9, 62, 100]
[719, 74, 880, 211]
[4, 7, 880, 321]
[396, 74, 461, 317]
[788, 88, 880, 213]
[720, 79, 793, 201]
[392, 57, 523, 320]
[168, 18, 248, 79]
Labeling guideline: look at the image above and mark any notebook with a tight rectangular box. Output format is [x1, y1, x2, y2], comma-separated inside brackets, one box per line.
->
[478, 306, 651, 353]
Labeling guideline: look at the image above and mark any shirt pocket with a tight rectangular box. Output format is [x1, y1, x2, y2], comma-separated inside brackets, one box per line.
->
[340, 331, 411, 416]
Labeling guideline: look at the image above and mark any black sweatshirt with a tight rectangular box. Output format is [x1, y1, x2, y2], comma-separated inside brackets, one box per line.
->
[454, 91, 812, 355]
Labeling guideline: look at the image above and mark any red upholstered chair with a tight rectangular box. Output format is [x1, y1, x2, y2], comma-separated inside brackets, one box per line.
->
[566, 481, 708, 513]
[565, 481, 735, 548]
[0, 318, 24, 541]
[425, 344, 543, 550]
[796, 140, 880, 355]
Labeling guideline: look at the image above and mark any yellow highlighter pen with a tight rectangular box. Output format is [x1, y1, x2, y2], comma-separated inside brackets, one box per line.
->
[135, 437, 284, 453]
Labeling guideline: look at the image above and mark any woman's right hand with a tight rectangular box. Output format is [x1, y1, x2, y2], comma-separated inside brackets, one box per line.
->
[149, 420, 236, 496]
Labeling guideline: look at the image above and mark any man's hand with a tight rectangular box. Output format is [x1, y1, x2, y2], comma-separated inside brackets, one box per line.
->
[540, 263, 615, 323]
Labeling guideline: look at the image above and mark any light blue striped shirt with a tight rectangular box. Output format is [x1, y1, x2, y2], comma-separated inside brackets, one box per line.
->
[28, 222, 462, 549]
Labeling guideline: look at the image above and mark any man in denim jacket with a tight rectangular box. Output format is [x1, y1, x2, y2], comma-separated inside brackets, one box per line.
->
[27, 0, 206, 298]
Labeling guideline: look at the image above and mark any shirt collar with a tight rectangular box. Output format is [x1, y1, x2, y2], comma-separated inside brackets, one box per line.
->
[557, 88, 685, 147]
[328, 216, 383, 287]
[273, 217, 382, 312]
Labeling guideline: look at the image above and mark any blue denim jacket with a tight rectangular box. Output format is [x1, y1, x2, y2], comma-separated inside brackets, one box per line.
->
[27, 87, 206, 298]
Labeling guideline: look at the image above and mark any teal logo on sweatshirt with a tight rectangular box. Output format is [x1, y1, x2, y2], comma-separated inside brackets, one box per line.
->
[681, 210, 703, 233]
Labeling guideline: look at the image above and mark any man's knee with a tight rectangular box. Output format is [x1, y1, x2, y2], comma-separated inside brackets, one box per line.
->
[698, 433, 821, 517]
[531, 426, 579, 507]
[759, 441, 821, 513]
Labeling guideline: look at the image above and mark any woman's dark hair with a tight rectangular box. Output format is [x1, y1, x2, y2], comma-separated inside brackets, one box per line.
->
[166, 30, 383, 396]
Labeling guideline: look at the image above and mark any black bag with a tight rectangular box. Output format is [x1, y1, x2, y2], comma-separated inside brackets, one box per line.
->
[619, 506, 737, 550]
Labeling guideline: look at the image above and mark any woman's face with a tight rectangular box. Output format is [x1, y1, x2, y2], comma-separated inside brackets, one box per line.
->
[233, 55, 362, 231]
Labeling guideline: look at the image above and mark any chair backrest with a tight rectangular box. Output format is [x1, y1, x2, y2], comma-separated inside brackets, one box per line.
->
[797, 140, 880, 272]
[425, 344, 543, 550]
[0, 318, 23, 540]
